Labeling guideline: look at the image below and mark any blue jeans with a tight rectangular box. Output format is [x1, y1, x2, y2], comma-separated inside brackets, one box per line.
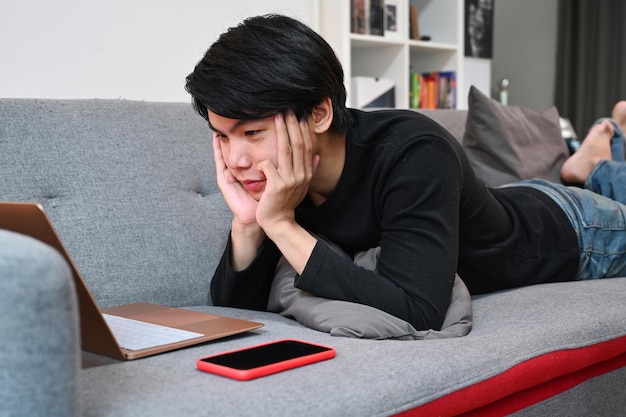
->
[513, 118, 626, 280]
[585, 118, 626, 203]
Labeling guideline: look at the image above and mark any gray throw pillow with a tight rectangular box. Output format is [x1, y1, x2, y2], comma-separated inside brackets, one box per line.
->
[463, 86, 568, 187]
[267, 237, 473, 340]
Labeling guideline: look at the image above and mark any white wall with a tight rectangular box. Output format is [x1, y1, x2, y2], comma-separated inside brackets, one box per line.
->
[0, 0, 318, 102]
[463, 57, 491, 108]
[1, 0, 560, 107]
[491, 0, 559, 109]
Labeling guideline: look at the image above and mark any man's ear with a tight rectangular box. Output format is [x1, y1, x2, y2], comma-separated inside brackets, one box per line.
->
[310, 97, 334, 134]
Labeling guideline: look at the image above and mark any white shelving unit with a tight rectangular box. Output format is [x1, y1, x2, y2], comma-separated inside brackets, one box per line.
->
[319, 0, 491, 110]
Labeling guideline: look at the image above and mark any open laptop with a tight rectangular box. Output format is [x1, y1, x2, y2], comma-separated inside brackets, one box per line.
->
[0, 202, 263, 361]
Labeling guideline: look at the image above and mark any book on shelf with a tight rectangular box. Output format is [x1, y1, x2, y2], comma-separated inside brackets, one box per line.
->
[410, 71, 457, 109]
[383, 0, 401, 39]
[370, 0, 384, 36]
[410, 72, 421, 109]
[351, 0, 368, 34]
[409, 5, 420, 40]
[438, 71, 457, 109]
[350, 0, 385, 36]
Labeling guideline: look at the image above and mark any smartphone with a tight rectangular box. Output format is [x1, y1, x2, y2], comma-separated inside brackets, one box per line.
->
[196, 339, 336, 380]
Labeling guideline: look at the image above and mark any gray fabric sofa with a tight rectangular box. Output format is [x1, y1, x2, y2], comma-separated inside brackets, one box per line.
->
[1, 98, 626, 417]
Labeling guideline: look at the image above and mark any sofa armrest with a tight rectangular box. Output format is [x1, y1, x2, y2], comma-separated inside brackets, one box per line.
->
[0, 229, 80, 417]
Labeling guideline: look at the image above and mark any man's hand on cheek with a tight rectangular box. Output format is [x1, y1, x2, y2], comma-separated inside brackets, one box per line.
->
[256, 112, 315, 231]
[212, 135, 259, 226]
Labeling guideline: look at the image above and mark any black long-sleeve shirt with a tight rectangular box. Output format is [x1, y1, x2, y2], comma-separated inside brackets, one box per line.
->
[211, 109, 579, 330]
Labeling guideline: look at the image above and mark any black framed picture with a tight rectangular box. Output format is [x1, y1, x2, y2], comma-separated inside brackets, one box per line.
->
[464, 0, 493, 58]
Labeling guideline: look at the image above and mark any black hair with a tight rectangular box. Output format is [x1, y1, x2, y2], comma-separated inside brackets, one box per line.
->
[185, 14, 351, 134]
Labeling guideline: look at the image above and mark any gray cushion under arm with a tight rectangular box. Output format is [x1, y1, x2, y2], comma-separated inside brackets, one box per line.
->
[268, 238, 472, 339]
[0, 229, 81, 417]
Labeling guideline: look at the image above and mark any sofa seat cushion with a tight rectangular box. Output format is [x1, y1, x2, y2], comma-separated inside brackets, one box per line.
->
[81, 277, 626, 417]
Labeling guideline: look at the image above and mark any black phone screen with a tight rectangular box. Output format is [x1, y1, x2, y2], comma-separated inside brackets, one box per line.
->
[200, 340, 332, 370]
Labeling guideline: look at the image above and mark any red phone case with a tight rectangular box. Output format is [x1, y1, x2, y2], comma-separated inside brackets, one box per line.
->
[196, 339, 336, 380]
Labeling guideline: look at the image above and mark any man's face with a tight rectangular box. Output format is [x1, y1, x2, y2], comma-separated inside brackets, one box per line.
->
[208, 110, 279, 201]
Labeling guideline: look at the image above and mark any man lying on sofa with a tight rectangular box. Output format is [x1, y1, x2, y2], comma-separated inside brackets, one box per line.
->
[184, 14, 626, 334]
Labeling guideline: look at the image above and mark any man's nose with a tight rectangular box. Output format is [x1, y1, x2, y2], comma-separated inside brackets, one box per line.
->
[228, 142, 253, 169]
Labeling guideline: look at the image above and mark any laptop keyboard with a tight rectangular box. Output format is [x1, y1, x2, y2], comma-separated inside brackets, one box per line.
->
[103, 314, 204, 351]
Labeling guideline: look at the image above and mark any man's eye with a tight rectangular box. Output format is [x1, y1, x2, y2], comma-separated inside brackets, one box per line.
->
[245, 130, 261, 137]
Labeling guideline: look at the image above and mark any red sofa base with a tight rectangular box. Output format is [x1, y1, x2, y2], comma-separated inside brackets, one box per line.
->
[396, 334, 626, 417]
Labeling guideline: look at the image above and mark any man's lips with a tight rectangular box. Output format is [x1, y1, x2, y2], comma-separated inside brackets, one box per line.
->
[240, 180, 266, 192]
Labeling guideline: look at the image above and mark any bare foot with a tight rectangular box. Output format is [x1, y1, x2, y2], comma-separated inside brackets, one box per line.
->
[561, 120, 614, 184]
[612, 101, 626, 134]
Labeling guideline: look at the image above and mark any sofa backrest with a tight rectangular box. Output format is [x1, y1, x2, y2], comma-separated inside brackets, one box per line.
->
[0, 99, 469, 308]
[415, 109, 468, 142]
[0, 99, 231, 308]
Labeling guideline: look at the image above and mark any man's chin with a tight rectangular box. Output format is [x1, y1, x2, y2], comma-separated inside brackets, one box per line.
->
[248, 190, 263, 202]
